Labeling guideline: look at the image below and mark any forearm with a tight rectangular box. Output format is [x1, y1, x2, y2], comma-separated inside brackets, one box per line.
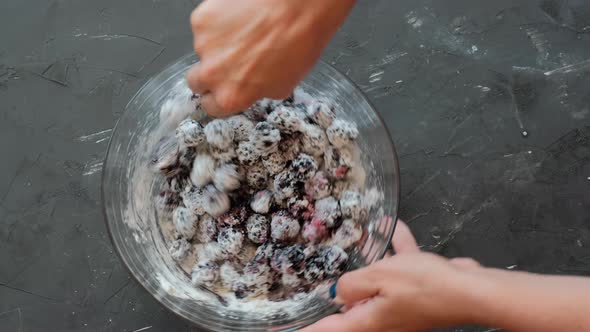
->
[467, 268, 590, 331]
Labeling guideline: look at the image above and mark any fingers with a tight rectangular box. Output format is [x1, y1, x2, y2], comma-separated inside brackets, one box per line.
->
[187, 64, 210, 94]
[391, 220, 420, 254]
[301, 298, 384, 332]
[299, 315, 355, 332]
[335, 267, 381, 305]
[450, 257, 481, 269]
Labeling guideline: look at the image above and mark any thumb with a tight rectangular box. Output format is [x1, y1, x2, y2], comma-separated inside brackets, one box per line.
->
[335, 265, 381, 305]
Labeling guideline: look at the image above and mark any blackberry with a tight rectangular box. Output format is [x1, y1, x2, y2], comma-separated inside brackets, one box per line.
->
[246, 163, 269, 189]
[250, 190, 273, 214]
[176, 118, 205, 147]
[270, 210, 301, 242]
[339, 190, 366, 221]
[190, 154, 216, 188]
[182, 186, 206, 216]
[227, 115, 254, 142]
[304, 171, 332, 200]
[306, 100, 336, 129]
[213, 163, 241, 192]
[202, 185, 230, 218]
[290, 153, 318, 181]
[204, 119, 234, 150]
[262, 152, 286, 176]
[267, 106, 304, 134]
[217, 227, 244, 256]
[246, 214, 270, 244]
[326, 119, 359, 149]
[300, 124, 328, 157]
[236, 141, 260, 166]
[194, 214, 218, 243]
[191, 261, 219, 287]
[168, 238, 191, 261]
[172, 206, 197, 238]
[218, 206, 248, 226]
[249, 122, 281, 156]
[313, 196, 341, 228]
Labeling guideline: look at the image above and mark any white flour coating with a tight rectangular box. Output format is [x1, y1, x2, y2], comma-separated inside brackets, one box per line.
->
[123, 78, 386, 320]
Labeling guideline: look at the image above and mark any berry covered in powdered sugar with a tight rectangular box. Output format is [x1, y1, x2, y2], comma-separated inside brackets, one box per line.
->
[156, 189, 182, 215]
[262, 152, 286, 176]
[249, 122, 281, 156]
[290, 153, 318, 181]
[255, 242, 280, 261]
[323, 147, 351, 180]
[304, 171, 332, 200]
[278, 134, 302, 161]
[287, 196, 314, 221]
[173, 206, 198, 238]
[300, 124, 329, 157]
[209, 145, 236, 163]
[168, 238, 191, 261]
[191, 261, 219, 287]
[194, 214, 218, 243]
[234, 259, 273, 299]
[236, 141, 260, 166]
[204, 119, 234, 150]
[313, 196, 341, 228]
[267, 105, 304, 134]
[273, 170, 299, 200]
[227, 115, 254, 142]
[271, 244, 306, 274]
[182, 186, 206, 216]
[218, 206, 248, 226]
[245, 163, 269, 189]
[270, 210, 301, 242]
[193, 242, 224, 262]
[243, 102, 269, 122]
[326, 119, 359, 148]
[246, 214, 270, 244]
[212, 163, 241, 192]
[202, 185, 230, 218]
[176, 118, 205, 147]
[190, 154, 216, 188]
[339, 190, 366, 221]
[302, 218, 329, 243]
[250, 190, 273, 214]
[306, 100, 336, 129]
[328, 219, 363, 249]
[217, 227, 244, 256]
[319, 245, 348, 277]
[151, 135, 180, 175]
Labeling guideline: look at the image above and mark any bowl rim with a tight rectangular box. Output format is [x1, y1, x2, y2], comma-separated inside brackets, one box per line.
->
[101, 52, 401, 330]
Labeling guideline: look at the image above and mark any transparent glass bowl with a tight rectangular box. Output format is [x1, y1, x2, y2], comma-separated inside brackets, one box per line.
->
[102, 53, 400, 331]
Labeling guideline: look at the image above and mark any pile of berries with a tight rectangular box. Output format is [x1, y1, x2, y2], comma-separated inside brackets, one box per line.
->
[153, 88, 367, 300]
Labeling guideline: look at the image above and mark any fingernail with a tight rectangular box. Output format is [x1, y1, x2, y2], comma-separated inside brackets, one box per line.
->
[329, 282, 337, 299]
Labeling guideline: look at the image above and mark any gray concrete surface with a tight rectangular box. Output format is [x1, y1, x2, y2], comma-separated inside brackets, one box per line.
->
[1, 0, 589, 331]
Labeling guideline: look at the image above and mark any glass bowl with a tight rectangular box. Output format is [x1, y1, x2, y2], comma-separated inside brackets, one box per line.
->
[102, 53, 400, 331]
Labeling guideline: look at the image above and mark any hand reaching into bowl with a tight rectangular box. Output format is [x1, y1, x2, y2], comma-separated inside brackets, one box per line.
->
[187, 0, 356, 117]
[302, 221, 590, 332]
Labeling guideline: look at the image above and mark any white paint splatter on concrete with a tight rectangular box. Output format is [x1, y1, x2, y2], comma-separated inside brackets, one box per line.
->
[368, 70, 384, 83]
[406, 12, 424, 28]
[544, 59, 590, 76]
[83, 159, 103, 176]
[76, 129, 113, 143]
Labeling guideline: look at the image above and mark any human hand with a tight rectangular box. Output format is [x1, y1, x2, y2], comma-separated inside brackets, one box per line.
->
[301, 220, 482, 332]
[188, 0, 356, 117]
